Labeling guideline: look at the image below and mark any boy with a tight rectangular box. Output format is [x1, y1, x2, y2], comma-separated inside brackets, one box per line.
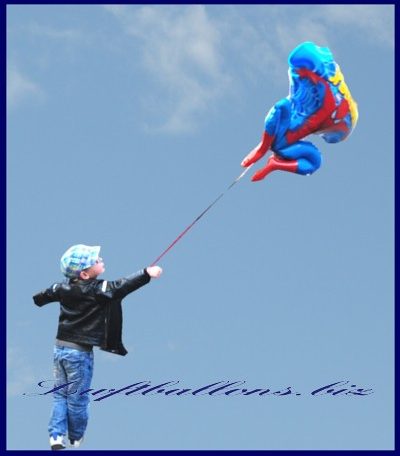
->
[33, 244, 162, 450]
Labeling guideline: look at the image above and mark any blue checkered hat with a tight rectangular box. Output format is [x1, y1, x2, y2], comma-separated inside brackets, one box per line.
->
[60, 244, 101, 278]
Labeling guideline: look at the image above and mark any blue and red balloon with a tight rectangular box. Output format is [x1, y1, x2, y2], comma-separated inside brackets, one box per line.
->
[241, 41, 358, 181]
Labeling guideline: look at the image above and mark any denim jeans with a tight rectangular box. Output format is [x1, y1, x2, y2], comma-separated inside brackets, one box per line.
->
[48, 345, 94, 440]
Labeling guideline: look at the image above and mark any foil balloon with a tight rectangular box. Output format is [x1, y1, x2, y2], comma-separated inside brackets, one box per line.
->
[241, 41, 358, 181]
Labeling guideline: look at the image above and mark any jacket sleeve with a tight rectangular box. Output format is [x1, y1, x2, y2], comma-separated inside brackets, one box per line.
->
[99, 269, 151, 301]
[33, 283, 61, 307]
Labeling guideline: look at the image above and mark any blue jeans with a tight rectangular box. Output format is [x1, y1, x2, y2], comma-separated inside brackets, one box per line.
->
[48, 345, 94, 440]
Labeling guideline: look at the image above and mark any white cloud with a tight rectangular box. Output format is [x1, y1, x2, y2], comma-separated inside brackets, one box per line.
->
[104, 4, 393, 134]
[275, 17, 329, 53]
[223, 4, 393, 93]
[237, 5, 394, 55]
[7, 65, 43, 109]
[105, 5, 230, 134]
[316, 5, 394, 48]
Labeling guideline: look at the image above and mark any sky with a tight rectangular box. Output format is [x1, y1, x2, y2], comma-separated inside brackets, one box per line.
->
[6, 4, 394, 451]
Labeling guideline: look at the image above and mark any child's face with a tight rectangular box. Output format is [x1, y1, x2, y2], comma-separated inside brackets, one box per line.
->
[80, 257, 105, 280]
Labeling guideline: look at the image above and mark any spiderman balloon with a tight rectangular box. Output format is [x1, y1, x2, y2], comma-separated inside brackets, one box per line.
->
[241, 41, 358, 181]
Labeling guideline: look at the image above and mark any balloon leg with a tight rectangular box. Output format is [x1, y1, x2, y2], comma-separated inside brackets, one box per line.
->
[251, 154, 298, 181]
[277, 141, 322, 175]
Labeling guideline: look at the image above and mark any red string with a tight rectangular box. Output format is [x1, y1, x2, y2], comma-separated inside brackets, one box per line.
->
[150, 165, 253, 266]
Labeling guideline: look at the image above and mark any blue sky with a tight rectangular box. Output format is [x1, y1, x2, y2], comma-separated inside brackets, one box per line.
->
[7, 4, 394, 450]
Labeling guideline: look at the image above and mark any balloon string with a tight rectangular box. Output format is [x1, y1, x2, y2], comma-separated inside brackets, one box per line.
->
[150, 164, 254, 266]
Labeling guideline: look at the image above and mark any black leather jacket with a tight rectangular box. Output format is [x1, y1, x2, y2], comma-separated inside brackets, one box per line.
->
[33, 269, 151, 356]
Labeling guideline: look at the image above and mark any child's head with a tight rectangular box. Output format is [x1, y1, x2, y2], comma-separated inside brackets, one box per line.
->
[60, 244, 105, 280]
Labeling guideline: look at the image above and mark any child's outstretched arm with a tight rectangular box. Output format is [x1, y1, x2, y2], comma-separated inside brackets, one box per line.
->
[98, 266, 163, 301]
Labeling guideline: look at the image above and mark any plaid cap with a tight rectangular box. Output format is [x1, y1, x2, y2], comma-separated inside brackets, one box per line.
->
[60, 244, 101, 278]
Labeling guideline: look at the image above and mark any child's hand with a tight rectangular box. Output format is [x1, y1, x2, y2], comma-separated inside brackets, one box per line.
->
[146, 266, 163, 278]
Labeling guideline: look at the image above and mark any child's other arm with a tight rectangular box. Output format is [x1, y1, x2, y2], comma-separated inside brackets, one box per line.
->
[33, 283, 61, 307]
